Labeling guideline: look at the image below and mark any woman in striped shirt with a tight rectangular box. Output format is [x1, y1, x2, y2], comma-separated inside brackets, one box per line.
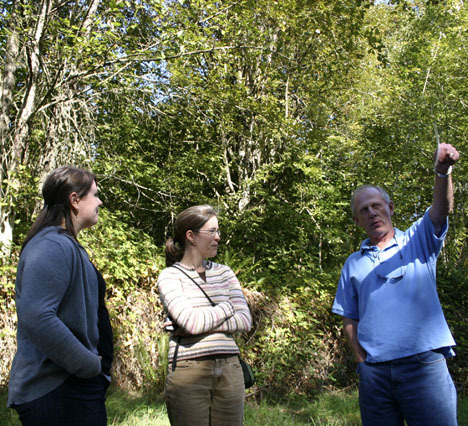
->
[157, 205, 252, 426]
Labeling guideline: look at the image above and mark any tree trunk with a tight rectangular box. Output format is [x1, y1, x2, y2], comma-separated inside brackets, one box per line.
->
[0, 5, 21, 254]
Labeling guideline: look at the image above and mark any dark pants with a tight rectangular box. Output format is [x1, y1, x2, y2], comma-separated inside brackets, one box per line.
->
[13, 374, 110, 426]
[358, 350, 457, 426]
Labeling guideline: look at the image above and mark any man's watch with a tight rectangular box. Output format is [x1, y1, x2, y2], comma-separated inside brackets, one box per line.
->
[435, 166, 453, 178]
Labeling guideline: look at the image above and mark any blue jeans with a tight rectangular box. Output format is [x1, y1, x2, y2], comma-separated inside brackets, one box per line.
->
[357, 350, 457, 426]
[13, 374, 110, 426]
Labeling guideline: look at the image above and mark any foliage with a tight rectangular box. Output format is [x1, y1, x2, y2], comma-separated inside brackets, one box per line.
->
[80, 210, 168, 394]
[79, 209, 163, 297]
[0, 388, 20, 426]
[1, 0, 468, 401]
[437, 266, 468, 393]
[239, 277, 354, 396]
[0, 245, 19, 387]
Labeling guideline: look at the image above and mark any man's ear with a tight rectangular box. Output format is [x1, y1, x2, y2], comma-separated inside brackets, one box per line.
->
[353, 216, 360, 226]
[389, 201, 394, 216]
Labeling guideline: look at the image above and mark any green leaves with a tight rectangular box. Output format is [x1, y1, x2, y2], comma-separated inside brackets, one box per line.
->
[2, 0, 468, 397]
[80, 209, 163, 296]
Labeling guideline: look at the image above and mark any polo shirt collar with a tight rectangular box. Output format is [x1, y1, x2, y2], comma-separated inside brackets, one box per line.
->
[360, 228, 405, 254]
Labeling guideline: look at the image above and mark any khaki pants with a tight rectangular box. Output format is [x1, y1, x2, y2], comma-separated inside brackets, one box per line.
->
[165, 355, 245, 426]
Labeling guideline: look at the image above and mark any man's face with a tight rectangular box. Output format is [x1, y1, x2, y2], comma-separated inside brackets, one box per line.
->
[352, 188, 394, 246]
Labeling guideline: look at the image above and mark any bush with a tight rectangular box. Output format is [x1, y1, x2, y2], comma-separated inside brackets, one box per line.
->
[437, 266, 468, 394]
[2, 209, 464, 400]
[0, 246, 19, 387]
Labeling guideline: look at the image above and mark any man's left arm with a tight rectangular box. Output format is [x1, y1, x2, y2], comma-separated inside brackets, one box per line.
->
[430, 143, 459, 236]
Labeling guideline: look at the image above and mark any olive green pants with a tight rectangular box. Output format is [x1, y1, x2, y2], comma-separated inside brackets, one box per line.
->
[165, 355, 245, 426]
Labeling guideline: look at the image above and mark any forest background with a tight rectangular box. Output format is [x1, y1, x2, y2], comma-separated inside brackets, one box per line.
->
[1, 0, 467, 401]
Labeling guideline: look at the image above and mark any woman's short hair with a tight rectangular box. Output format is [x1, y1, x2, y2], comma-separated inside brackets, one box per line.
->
[165, 204, 217, 266]
[351, 184, 391, 216]
[22, 166, 96, 250]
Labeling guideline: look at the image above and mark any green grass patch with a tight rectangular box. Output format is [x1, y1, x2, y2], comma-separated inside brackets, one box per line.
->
[459, 394, 468, 426]
[1, 386, 467, 425]
[244, 391, 361, 425]
[105, 387, 361, 426]
[0, 389, 20, 426]
[106, 387, 169, 426]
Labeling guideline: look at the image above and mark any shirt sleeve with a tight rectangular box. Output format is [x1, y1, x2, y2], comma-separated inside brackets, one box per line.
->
[423, 207, 448, 254]
[157, 268, 236, 335]
[332, 256, 359, 320]
[17, 239, 101, 378]
[211, 267, 252, 333]
[407, 208, 447, 280]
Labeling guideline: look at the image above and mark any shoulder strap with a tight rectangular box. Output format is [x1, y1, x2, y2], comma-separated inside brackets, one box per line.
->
[171, 265, 216, 306]
[169, 264, 216, 372]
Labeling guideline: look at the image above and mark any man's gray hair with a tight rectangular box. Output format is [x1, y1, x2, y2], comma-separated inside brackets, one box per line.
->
[351, 184, 391, 216]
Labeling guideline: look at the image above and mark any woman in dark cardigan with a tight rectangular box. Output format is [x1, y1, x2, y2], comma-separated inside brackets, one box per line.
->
[8, 166, 113, 426]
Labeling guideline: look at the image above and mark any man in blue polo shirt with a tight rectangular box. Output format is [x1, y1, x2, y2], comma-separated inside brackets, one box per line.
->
[332, 143, 459, 426]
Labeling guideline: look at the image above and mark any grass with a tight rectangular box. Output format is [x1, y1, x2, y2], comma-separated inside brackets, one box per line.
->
[1, 386, 467, 425]
[106, 389, 169, 426]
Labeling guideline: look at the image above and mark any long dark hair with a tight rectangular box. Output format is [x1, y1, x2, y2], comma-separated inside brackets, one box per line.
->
[165, 204, 217, 266]
[22, 166, 96, 250]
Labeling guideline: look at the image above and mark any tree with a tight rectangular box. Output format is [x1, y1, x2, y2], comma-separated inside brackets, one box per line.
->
[0, 0, 173, 252]
[1, 0, 100, 252]
[95, 0, 373, 250]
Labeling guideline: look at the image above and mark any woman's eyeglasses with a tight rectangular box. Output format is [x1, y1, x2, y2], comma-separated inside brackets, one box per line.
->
[194, 228, 221, 237]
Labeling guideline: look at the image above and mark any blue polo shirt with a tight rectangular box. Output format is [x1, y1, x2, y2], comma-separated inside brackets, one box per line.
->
[332, 208, 456, 363]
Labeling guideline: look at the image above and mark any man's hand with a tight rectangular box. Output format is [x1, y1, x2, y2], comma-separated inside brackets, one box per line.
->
[434, 143, 459, 174]
[343, 317, 367, 363]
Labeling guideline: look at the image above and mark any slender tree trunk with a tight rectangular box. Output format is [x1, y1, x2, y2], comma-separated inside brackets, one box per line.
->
[0, 0, 51, 253]
[0, 6, 20, 254]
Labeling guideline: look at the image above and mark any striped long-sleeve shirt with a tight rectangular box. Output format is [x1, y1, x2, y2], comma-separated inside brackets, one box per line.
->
[157, 261, 252, 361]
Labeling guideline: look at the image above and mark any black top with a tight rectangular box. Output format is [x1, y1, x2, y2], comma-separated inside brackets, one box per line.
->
[93, 265, 114, 376]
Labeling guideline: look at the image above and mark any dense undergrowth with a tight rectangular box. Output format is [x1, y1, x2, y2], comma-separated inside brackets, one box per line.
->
[1, 210, 466, 398]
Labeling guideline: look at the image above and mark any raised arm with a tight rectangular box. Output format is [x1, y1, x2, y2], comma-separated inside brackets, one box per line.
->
[430, 143, 459, 235]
